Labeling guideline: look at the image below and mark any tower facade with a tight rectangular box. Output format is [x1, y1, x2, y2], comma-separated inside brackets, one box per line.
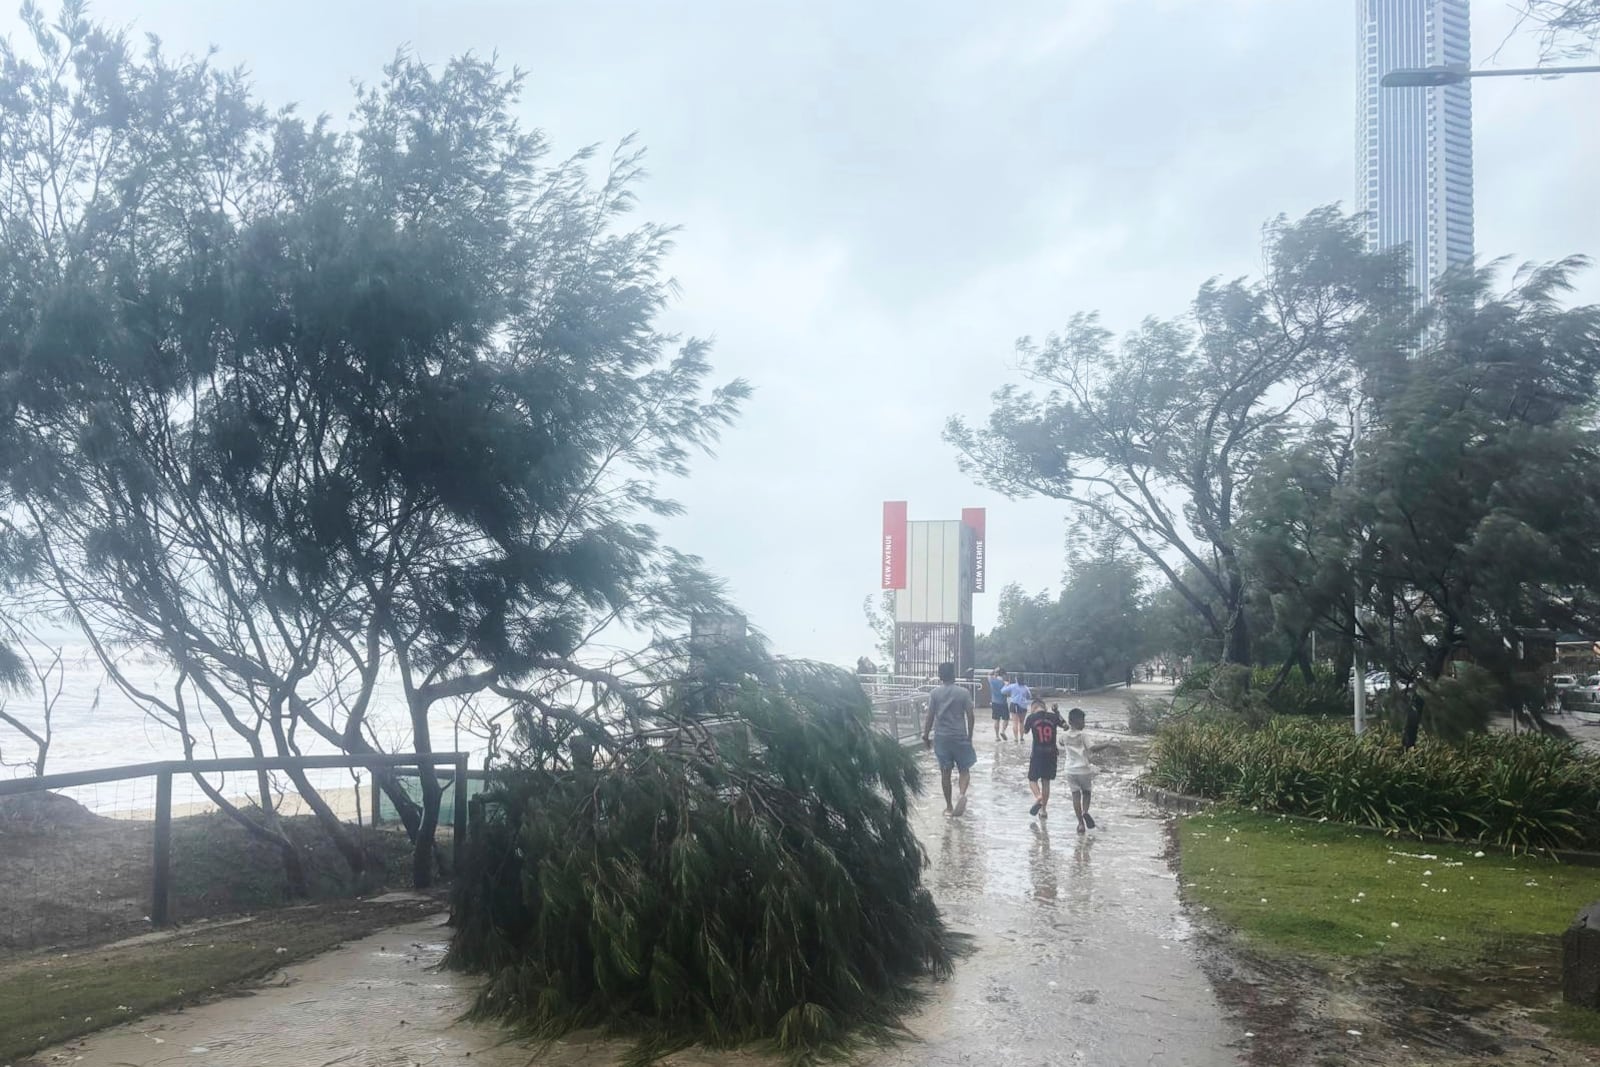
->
[1357, 0, 1474, 297]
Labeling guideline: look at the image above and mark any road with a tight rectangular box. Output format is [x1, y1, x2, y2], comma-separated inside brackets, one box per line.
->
[35, 685, 1241, 1066]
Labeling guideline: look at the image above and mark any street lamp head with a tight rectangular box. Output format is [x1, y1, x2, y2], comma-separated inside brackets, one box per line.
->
[1380, 65, 1467, 87]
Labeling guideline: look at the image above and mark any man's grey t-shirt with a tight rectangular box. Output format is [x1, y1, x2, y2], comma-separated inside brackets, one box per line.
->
[928, 684, 974, 738]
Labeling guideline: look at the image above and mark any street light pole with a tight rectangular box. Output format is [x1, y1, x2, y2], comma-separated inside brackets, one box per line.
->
[1352, 402, 1365, 736]
[1381, 63, 1600, 87]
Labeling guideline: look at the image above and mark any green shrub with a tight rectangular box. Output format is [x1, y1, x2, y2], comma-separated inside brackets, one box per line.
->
[1174, 664, 1213, 696]
[1251, 664, 1348, 718]
[1175, 663, 1346, 723]
[1148, 716, 1600, 851]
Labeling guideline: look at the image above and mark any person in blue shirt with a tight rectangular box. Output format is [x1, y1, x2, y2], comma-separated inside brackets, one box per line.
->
[1001, 677, 1032, 744]
[987, 669, 1011, 740]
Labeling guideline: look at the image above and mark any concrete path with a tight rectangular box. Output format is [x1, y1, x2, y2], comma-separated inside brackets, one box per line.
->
[884, 685, 1241, 1065]
[36, 687, 1241, 1067]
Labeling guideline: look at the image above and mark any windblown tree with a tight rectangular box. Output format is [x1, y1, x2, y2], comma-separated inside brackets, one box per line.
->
[1, 5, 746, 887]
[1244, 259, 1600, 728]
[949, 210, 1409, 665]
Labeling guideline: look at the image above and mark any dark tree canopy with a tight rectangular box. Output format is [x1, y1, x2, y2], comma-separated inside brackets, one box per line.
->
[958, 203, 1600, 740]
[0, 3, 748, 885]
[1247, 259, 1600, 719]
[948, 209, 1410, 665]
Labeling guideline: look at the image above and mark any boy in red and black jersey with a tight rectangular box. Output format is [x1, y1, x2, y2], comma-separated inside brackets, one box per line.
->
[1022, 699, 1063, 818]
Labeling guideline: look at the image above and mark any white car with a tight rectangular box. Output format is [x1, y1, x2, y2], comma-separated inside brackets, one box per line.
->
[1553, 674, 1578, 691]
[1362, 671, 1395, 694]
[1563, 675, 1600, 713]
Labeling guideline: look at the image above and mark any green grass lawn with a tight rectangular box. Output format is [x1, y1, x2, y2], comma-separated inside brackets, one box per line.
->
[1177, 810, 1600, 967]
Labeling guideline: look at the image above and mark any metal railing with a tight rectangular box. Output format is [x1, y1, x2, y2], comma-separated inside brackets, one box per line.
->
[860, 671, 1081, 695]
[989, 671, 1080, 693]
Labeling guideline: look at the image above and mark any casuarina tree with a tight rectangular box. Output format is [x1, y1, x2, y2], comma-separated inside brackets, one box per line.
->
[1243, 258, 1600, 732]
[947, 209, 1410, 665]
[1, 4, 747, 888]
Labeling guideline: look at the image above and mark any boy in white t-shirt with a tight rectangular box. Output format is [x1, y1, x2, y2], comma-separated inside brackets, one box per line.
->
[1059, 706, 1102, 834]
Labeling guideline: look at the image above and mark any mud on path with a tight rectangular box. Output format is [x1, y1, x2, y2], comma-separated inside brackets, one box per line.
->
[1196, 908, 1595, 1066]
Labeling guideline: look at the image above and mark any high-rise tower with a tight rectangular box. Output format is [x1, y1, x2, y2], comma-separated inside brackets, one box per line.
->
[1357, 0, 1474, 297]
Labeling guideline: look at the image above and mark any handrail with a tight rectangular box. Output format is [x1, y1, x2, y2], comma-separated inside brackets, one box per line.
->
[0, 751, 471, 798]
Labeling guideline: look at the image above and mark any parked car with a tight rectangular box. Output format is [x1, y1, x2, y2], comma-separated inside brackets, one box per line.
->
[1553, 674, 1578, 691]
[1562, 674, 1600, 712]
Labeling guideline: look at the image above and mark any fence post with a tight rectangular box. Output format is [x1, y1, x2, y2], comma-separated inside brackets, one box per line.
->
[151, 769, 173, 927]
[452, 755, 469, 875]
[370, 772, 382, 827]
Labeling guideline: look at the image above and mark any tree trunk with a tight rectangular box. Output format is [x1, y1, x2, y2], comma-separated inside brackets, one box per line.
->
[283, 765, 370, 889]
[409, 697, 441, 889]
[278, 832, 310, 897]
[1223, 596, 1251, 664]
[266, 713, 369, 888]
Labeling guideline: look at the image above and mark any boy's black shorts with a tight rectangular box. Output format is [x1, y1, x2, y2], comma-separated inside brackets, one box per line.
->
[1027, 750, 1058, 782]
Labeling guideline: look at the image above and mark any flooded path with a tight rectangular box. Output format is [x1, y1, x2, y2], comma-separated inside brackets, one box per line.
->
[35, 686, 1241, 1066]
[885, 685, 1241, 1065]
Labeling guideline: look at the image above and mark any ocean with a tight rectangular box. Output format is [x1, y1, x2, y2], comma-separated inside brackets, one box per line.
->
[1, 641, 494, 815]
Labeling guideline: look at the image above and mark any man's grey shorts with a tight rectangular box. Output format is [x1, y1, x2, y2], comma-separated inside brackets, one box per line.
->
[934, 734, 977, 773]
[1066, 772, 1094, 794]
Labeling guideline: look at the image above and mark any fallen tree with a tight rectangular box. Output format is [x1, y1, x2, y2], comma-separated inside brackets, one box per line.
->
[446, 659, 960, 1064]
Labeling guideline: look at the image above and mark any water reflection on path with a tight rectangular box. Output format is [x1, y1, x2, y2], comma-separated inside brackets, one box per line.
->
[891, 695, 1240, 1066]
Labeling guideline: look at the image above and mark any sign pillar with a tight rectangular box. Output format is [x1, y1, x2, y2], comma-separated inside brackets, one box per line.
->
[882, 501, 907, 590]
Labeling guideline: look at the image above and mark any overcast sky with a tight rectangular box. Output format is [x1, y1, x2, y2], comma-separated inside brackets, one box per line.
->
[15, 0, 1599, 665]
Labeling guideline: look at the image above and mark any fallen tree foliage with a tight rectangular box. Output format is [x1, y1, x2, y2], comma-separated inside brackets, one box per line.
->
[446, 660, 958, 1063]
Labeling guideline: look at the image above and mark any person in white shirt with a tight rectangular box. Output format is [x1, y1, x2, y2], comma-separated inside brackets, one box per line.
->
[1059, 706, 1103, 834]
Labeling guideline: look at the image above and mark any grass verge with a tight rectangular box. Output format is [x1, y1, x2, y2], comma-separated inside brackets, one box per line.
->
[1177, 810, 1600, 965]
[1178, 809, 1600, 1053]
[1538, 1004, 1600, 1047]
[0, 896, 440, 1064]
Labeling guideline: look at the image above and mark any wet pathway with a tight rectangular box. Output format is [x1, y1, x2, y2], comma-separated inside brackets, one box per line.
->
[36, 686, 1240, 1067]
[885, 686, 1240, 1065]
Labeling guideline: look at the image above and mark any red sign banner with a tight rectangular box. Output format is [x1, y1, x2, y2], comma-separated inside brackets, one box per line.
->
[882, 501, 908, 589]
[961, 507, 986, 593]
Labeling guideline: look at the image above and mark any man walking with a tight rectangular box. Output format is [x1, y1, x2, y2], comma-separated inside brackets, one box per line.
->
[921, 661, 976, 816]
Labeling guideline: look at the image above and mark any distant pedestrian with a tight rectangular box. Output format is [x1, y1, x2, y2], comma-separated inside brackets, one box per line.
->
[988, 669, 1011, 741]
[1061, 707, 1100, 834]
[1002, 676, 1032, 743]
[1023, 699, 1063, 818]
[921, 661, 976, 816]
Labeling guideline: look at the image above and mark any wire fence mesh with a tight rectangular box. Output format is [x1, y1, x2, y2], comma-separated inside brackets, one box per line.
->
[0, 755, 463, 960]
[1, 775, 155, 954]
